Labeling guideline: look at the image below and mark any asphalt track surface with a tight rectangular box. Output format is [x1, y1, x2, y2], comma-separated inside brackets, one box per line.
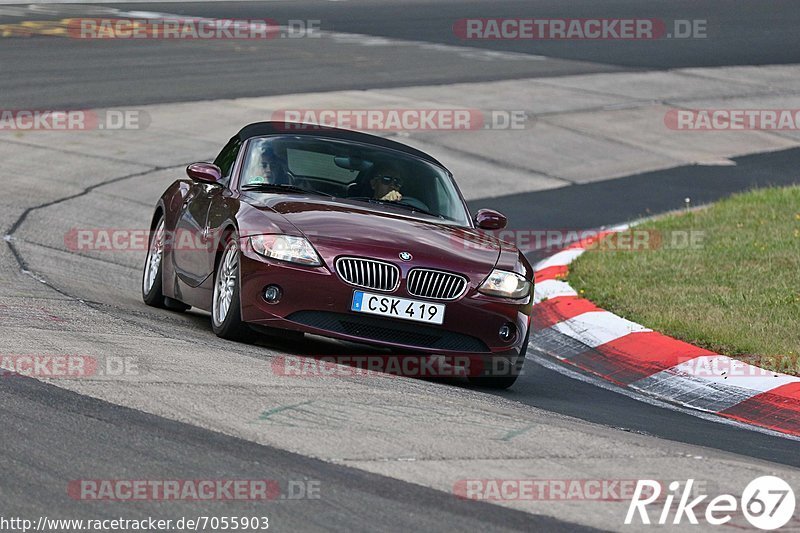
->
[2, 0, 800, 107]
[2, 374, 584, 532]
[2, 1, 800, 531]
[151, 0, 800, 68]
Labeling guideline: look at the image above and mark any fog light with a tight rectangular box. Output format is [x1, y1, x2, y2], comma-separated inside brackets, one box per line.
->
[499, 323, 516, 342]
[264, 285, 282, 303]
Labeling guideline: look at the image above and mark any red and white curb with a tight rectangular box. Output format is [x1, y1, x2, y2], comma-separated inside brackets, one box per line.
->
[529, 228, 800, 438]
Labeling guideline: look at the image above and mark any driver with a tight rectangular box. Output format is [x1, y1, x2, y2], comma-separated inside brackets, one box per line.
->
[251, 158, 274, 184]
[370, 163, 404, 202]
[245, 145, 287, 185]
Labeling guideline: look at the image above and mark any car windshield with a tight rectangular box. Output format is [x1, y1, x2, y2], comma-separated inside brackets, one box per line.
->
[239, 135, 470, 226]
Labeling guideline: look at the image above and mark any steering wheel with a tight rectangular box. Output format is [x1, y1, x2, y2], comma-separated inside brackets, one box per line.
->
[397, 196, 430, 212]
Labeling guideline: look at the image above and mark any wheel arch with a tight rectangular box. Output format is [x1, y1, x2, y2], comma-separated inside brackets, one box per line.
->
[213, 221, 241, 275]
[149, 204, 164, 231]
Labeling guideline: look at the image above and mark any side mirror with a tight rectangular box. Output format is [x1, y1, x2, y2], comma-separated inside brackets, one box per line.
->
[475, 209, 508, 230]
[186, 162, 222, 184]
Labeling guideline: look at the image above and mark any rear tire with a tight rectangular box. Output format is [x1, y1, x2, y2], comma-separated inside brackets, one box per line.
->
[142, 217, 167, 308]
[211, 234, 254, 342]
[142, 216, 191, 312]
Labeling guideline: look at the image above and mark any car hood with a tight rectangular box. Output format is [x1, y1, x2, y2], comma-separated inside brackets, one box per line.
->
[248, 196, 506, 282]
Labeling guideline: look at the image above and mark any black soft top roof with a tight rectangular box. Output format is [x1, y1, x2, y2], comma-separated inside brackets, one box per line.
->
[236, 122, 445, 168]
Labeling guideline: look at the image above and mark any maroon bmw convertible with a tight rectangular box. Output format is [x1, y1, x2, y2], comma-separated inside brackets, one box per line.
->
[142, 122, 533, 388]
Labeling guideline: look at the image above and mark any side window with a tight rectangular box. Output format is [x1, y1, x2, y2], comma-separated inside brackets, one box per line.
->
[213, 138, 242, 186]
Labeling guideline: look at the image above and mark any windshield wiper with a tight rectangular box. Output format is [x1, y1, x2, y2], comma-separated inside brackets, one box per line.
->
[350, 197, 445, 219]
[241, 183, 331, 197]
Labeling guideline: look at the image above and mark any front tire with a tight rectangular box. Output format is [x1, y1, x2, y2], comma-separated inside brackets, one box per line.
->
[467, 327, 529, 390]
[211, 234, 253, 342]
[468, 372, 519, 390]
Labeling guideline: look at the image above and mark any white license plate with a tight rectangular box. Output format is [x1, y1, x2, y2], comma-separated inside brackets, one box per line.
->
[351, 291, 445, 325]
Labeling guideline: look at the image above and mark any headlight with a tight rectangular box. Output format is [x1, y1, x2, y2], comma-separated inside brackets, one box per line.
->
[478, 269, 531, 299]
[249, 235, 322, 266]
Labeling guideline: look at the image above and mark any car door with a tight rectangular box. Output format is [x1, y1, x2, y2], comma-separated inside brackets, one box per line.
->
[172, 137, 242, 286]
[172, 182, 218, 286]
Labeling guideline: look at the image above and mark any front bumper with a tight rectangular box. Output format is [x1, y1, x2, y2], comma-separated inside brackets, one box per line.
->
[238, 247, 532, 359]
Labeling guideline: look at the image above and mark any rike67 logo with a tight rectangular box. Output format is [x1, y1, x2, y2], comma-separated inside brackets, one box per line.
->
[626, 476, 796, 530]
